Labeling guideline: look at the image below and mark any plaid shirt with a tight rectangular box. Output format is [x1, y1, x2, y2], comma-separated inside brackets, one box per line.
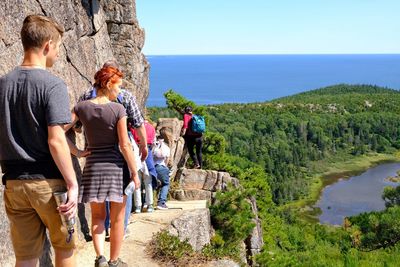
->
[79, 87, 144, 128]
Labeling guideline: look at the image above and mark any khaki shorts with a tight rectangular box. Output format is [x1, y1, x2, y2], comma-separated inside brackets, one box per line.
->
[3, 179, 76, 260]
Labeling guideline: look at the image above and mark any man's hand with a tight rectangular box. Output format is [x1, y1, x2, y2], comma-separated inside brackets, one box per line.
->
[139, 144, 148, 161]
[57, 183, 78, 220]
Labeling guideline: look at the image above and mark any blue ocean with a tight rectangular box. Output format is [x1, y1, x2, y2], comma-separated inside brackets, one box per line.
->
[146, 54, 400, 107]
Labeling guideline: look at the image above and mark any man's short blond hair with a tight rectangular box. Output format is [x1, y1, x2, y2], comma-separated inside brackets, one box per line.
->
[21, 15, 64, 51]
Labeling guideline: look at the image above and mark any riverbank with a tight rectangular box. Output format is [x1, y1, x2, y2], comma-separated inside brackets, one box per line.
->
[283, 152, 400, 222]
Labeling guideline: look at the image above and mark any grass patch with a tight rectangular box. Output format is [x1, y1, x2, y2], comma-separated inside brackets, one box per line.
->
[147, 231, 241, 266]
[147, 231, 201, 266]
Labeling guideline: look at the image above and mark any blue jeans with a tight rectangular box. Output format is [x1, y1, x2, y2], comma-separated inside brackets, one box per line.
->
[146, 146, 158, 189]
[155, 164, 170, 204]
[105, 201, 110, 231]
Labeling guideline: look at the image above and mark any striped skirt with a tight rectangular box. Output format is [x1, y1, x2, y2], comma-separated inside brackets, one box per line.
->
[79, 148, 130, 203]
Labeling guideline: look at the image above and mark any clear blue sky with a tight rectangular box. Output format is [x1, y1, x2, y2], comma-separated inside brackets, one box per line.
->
[136, 1, 400, 55]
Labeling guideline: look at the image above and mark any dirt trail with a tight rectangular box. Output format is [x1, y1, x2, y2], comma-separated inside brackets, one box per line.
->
[76, 200, 207, 267]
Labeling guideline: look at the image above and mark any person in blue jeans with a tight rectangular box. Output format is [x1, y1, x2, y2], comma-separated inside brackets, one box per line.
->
[153, 128, 172, 210]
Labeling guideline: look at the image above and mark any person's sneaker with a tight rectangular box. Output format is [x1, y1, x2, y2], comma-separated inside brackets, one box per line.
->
[94, 255, 108, 267]
[146, 205, 154, 213]
[108, 258, 128, 267]
[134, 207, 141, 213]
[156, 202, 168, 210]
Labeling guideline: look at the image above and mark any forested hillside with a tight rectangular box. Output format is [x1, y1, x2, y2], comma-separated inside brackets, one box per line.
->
[149, 85, 400, 266]
[205, 84, 400, 203]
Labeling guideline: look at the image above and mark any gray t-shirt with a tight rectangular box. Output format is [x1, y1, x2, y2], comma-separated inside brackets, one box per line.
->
[74, 101, 126, 150]
[0, 67, 71, 181]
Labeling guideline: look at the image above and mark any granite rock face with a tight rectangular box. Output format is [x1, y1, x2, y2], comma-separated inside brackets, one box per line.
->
[245, 196, 264, 265]
[155, 118, 188, 178]
[172, 168, 240, 201]
[167, 209, 212, 251]
[0, 0, 149, 108]
[0, 1, 148, 265]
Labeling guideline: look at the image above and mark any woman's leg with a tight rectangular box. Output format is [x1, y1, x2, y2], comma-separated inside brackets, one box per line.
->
[90, 202, 107, 257]
[195, 136, 203, 168]
[185, 136, 198, 166]
[109, 196, 127, 261]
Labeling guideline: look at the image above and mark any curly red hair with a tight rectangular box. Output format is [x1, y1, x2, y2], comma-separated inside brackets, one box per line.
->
[93, 66, 123, 92]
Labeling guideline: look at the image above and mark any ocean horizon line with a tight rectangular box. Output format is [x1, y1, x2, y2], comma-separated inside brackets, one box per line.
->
[145, 53, 400, 57]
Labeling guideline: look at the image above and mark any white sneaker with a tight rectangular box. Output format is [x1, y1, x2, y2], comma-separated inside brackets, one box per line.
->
[146, 205, 154, 213]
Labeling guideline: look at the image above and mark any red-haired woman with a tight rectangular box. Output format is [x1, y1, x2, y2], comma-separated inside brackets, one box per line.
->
[66, 66, 139, 267]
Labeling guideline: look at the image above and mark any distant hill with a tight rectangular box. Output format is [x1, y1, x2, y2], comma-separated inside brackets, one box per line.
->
[266, 84, 400, 114]
[278, 84, 399, 98]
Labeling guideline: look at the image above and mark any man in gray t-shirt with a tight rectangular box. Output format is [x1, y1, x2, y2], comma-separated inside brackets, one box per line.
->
[0, 68, 71, 179]
[0, 15, 78, 266]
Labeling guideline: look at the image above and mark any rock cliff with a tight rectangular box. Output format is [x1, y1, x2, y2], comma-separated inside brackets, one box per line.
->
[156, 118, 264, 264]
[0, 0, 149, 108]
[0, 0, 148, 265]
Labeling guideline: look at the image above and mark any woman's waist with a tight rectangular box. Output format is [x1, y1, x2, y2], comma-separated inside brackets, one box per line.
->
[86, 146, 123, 159]
[87, 144, 119, 152]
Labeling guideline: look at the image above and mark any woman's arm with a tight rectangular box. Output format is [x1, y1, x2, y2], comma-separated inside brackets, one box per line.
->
[118, 116, 140, 188]
[63, 111, 79, 133]
[64, 111, 90, 158]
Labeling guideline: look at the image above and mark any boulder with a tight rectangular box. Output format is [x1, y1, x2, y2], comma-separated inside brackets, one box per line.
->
[168, 209, 212, 251]
[170, 189, 212, 202]
[203, 170, 219, 191]
[177, 169, 208, 190]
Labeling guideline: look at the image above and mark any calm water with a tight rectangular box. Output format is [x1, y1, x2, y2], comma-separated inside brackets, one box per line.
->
[316, 162, 400, 225]
[146, 54, 400, 107]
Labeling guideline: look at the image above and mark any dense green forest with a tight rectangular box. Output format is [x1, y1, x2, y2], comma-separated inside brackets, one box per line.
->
[152, 85, 400, 204]
[149, 84, 400, 266]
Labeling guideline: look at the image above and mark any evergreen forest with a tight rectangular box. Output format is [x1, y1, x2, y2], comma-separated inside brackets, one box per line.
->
[149, 84, 400, 266]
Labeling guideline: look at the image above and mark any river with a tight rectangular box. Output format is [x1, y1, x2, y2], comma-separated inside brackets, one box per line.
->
[316, 162, 400, 225]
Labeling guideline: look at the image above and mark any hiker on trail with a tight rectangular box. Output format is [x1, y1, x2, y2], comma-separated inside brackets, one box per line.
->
[65, 66, 140, 267]
[0, 15, 78, 267]
[78, 60, 147, 239]
[131, 119, 158, 213]
[181, 106, 203, 169]
[153, 128, 172, 210]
